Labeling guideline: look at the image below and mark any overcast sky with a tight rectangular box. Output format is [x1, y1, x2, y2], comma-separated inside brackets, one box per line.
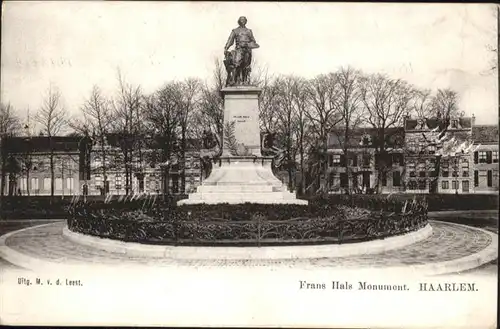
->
[1, 2, 497, 128]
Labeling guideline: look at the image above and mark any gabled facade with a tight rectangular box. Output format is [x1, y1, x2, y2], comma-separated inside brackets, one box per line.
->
[0, 136, 83, 196]
[86, 134, 204, 196]
[326, 127, 405, 194]
[404, 117, 474, 194]
[472, 125, 499, 194]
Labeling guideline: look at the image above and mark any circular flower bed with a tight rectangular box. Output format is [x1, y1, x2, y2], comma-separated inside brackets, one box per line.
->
[67, 196, 429, 246]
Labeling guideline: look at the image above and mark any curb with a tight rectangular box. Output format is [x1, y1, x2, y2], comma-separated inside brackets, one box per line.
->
[0, 221, 497, 276]
[0, 222, 71, 272]
[62, 224, 433, 260]
[403, 221, 498, 276]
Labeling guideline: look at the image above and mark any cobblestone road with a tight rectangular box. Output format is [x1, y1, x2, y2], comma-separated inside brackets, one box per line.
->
[2, 220, 496, 270]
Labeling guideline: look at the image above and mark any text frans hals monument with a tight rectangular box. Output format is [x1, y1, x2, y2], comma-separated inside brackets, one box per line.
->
[178, 16, 307, 205]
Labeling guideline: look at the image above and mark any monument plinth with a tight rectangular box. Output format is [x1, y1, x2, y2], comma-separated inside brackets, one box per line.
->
[177, 86, 307, 205]
[221, 86, 262, 157]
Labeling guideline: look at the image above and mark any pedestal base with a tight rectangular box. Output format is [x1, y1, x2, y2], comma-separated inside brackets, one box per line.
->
[177, 157, 308, 205]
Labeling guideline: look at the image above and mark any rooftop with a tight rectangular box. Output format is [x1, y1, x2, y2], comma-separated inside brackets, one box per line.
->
[405, 117, 473, 131]
[328, 127, 405, 149]
[472, 125, 499, 144]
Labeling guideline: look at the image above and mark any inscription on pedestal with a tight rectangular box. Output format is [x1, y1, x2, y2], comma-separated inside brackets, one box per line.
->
[233, 115, 250, 123]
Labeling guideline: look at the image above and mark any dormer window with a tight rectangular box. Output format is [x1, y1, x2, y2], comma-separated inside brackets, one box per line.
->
[416, 119, 428, 130]
[448, 119, 461, 129]
[360, 134, 372, 146]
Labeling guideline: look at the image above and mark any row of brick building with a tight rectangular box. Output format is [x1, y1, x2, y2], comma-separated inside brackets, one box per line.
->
[326, 117, 498, 194]
[1, 117, 498, 196]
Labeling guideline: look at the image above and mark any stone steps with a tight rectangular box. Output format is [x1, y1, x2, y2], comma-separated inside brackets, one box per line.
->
[196, 185, 284, 193]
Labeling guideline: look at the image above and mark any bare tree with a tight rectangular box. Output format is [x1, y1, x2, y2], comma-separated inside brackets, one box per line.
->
[411, 88, 433, 119]
[331, 67, 364, 194]
[270, 76, 309, 190]
[177, 78, 202, 194]
[290, 76, 311, 195]
[305, 73, 342, 193]
[111, 70, 144, 195]
[259, 78, 281, 133]
[430, 89, 464, 124]
[0, 102, 21, 196]
[196, 59, 226, 145]
[78, 85, 115, 195]
[144, 82, 183, 196]
[35, 85, 68, 198]
[360, 74, 414, 193]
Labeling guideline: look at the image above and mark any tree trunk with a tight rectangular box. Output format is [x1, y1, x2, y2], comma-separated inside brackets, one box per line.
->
[50, 153, 55, 199]
[26, 168, 30, 197]
[299, 147, 305, 196]
[180, 127, 186, 194]
[101, 137, 107, 197]
[430, 155, 441, 194]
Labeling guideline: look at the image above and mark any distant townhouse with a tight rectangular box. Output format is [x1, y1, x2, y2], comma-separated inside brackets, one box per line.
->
[472, 125, 499, 193]
[404, 117, 473, 194]
[0, 136, 82, 196]
[326, 127, 405, 194]
[86, 134, 204, 196]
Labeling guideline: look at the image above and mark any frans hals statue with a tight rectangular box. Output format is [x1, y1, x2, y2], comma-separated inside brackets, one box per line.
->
[224, 16, 259, 87]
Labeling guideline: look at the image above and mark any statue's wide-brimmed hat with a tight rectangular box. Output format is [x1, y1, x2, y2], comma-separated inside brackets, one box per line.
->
[248, 42, 260, 49]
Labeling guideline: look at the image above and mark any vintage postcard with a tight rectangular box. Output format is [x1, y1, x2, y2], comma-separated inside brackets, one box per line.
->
[0, 2, 498, 328]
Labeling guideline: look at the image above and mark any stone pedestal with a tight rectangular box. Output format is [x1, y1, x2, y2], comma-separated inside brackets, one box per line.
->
[178, 86, 307, 205]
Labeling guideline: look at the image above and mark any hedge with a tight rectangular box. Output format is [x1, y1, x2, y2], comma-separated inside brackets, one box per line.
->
[1, 192, 497, 220]
[67, 200, 428, 246]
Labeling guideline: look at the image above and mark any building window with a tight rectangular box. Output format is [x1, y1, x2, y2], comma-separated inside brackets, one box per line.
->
[493, 151, 499, 163]
[441, 159, 449, 168]
[332, 154, 341, 167]
[461, 159, 469, 177]
[442, 170, 449, 178]
[20, 178, 27, 191]
[95, 175, 102, 188]
[441, 181, 449, 190]
[393, 171, 401, 187]
[478, 151, 488, 163]
[43, 178, 51, 191]
[380, 172, 387, 186]
[362, 154, 371, 167]
[392, 153, 403, 166]
[328, 173, 334, 187]
[427, 144, 436, 154]
[66, 178, 74, 190]
[462, 180, 470, 193]
[487, 170, 493, 187]
[452, 171, 459, 177]
[474, 170, 479, 187]
[352, 174, 358, 188]
[419, 171, 426, 178]
[408, 180, 417, 190]
[55, 178, 63, 190]
[350, 154, 358, 167]
[407, 162, 415, 177]
[452, 180, 459, 190]
[417, 180, 426, 190]
[340, 173, 348, 188]
[115, 175, 123, 190]
[31, 178, 39, 190]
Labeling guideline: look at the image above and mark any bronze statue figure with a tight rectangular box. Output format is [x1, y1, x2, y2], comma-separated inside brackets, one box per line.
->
[224, 16, 259, 86]
[261, 131, 286, 169]
[200, 129, 222, 177]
